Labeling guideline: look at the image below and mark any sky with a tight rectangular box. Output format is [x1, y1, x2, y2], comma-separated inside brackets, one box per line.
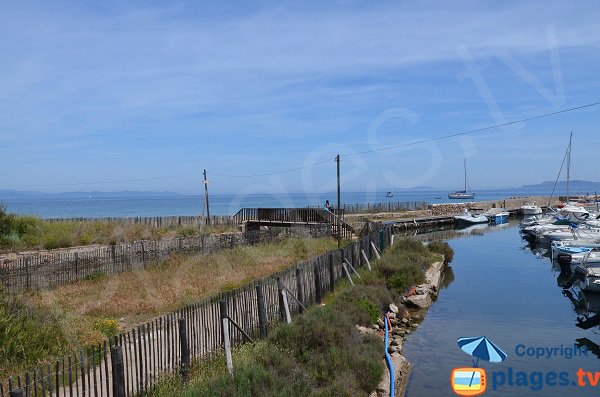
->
[1, 1, 600, 195]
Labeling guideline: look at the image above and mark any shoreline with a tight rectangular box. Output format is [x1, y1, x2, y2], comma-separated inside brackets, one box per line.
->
[369, 257, 448, 397]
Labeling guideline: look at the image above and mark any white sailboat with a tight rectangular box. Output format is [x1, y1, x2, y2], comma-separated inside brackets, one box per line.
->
[448, 159, 475, 199]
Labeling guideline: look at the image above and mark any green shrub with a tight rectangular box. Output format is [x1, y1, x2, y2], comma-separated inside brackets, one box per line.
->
[0, 292, 68, 371]
[356, 299, 380, 325]
[93, 318, 120, 338]
[386, 263, 425, 294]
[427, 241, 454, 263]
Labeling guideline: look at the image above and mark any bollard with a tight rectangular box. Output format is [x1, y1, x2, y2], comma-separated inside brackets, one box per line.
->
[256, 282, 268, 338]
[179, 318, 190, 383]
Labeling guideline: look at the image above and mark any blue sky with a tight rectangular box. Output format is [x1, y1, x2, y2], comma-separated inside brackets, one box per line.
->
[1, 1, 599, 195]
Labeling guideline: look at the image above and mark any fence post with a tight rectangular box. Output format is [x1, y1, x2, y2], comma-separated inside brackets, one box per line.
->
[110, 345, 126, 397]
[314, 263, 322, 304]
[256, 282, 268, 338]
[220, 300, 234, 375]
[276, 277, 291, 323]
[24, 257, 30, 291]
[350, 243, 356, 269]
[179, 318, 190, 383]
[329, 253, 335, 293]
[295, 268, 304, 314]
[74, 253, 79, 281]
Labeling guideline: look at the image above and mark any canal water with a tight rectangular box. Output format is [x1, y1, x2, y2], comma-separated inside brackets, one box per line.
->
[403, 222, 600, 397]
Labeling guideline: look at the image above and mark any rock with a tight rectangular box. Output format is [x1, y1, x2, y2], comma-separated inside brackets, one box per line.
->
[405, 293, 432, 309]
[389, 303, 399, 313]
[394, 328, 405, 336]
[390, 338, 402, 348]
[401, 318, 409, 325]
[356, 325, 377, 335]
[405, 329, 411, 334]
[377, 318, 385, 328]
[388, 312, 397, 320]
[411, 323, 419, 328]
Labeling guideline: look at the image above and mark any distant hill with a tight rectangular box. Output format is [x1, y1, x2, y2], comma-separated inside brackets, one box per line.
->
[520, 180, 600, 193]
[0, 190, 184, 199]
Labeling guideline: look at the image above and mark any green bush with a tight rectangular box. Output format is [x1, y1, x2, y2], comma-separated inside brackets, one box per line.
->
[356, 299, 380, 325]
[0, 291, 69, 371]
[386, 263, 426, 294]
[427, 241, 454, 263]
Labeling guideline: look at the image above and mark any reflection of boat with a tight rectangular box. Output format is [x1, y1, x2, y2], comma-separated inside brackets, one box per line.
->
[435, 197, 442, 200]
[454, 209, 488, 225]
[448, 159, 475, 199]
[454, 223, 489, 234]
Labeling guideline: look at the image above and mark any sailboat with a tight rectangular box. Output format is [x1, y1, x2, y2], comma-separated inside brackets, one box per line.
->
[448, 159, 476, 199]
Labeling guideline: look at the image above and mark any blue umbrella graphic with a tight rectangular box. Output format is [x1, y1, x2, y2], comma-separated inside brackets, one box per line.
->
[457, 336, 507, 386]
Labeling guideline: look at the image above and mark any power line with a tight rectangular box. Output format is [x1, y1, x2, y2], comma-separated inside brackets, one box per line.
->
[6, 101, 599, 186]
[210, 157, 336, 178]
[9, 173, 199, 188]
[344, 102, 600, 157]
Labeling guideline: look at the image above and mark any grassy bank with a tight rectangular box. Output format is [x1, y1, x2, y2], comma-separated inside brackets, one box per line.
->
[1, 237, 339, 376]
[0, 206, 235, 252]
[151, 238, 453, 397]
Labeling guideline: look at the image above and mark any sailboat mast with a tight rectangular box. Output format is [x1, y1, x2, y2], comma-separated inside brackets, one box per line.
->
[566, 132, 572, 202]
[464, 159, 467, 192]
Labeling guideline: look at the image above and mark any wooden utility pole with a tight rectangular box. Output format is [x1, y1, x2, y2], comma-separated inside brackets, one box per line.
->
[336, 154, 341, 248]
[203, 169, 211, 225]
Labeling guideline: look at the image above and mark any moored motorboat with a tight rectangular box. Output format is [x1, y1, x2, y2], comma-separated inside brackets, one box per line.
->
[454, 209, 488, 225]
[521, 204, 543, 216]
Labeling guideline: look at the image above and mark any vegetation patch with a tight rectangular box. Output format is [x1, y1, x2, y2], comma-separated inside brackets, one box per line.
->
[0, 291, 69, 375]
[0, 205, 236, 252]
[152, 284, 387, 397]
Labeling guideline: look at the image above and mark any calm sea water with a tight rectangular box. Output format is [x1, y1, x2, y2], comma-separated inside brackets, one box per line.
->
[1, 189, 557, 218]
[403, 222, 600, 397]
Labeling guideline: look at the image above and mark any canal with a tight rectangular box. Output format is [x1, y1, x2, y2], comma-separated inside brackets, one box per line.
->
[403, 221, 600, 397]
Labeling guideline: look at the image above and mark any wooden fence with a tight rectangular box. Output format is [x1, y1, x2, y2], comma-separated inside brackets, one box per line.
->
[0, 226, 331, 293]
[0, 224, 394, 397]
[309, 201, 430, 214]
[43, 216, 236, 228]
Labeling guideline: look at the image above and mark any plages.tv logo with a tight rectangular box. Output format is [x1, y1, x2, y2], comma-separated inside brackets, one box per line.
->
[451, 336, 508, 396]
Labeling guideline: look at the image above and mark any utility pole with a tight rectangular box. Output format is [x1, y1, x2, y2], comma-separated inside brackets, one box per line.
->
[203, 169, 211, 225]
[336, 154, 341, 248]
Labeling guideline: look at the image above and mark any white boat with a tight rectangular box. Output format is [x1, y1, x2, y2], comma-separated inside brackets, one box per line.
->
[454, 209, 488, 225]
[448, 159, 476, 200]
[559, 204, 590, 223]
[483, 208, 510, 224]
[521, 204, 543, 216]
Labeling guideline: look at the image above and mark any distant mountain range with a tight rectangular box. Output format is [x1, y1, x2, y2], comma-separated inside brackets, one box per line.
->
[519, 180, 600, 192]
[0, 190, 183, 199]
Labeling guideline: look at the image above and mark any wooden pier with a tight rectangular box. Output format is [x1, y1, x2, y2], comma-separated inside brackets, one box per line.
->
[233, 208, 355, 239]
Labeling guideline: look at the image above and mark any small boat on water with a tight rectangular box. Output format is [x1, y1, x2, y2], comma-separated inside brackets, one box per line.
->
[386, 191, 393, 198]
[454, 209, 488, 225]
[484, 208, 509, 224]
[521, 204, 542, 216]
[448, 159, 476, 200]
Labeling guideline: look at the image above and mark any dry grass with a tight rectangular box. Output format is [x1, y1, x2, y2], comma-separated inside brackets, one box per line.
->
[0, 213, 237, 252]
[20, 237, 338, 348]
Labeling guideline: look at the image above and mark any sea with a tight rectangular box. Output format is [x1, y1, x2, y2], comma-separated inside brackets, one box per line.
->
[403, 221, 600, 397]
[0, 189, 566, 218]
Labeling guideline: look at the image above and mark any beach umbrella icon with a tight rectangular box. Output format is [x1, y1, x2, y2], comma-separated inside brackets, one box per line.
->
[457, 336, 507, 388]
[458, 336, 507, 366]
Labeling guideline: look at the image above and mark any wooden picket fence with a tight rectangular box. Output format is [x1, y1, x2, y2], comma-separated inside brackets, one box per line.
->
[0, 226, 331, 293]
[43, 216, 236, 228]
[309, 201, 430, 214]
[0, 224, 394, 397]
